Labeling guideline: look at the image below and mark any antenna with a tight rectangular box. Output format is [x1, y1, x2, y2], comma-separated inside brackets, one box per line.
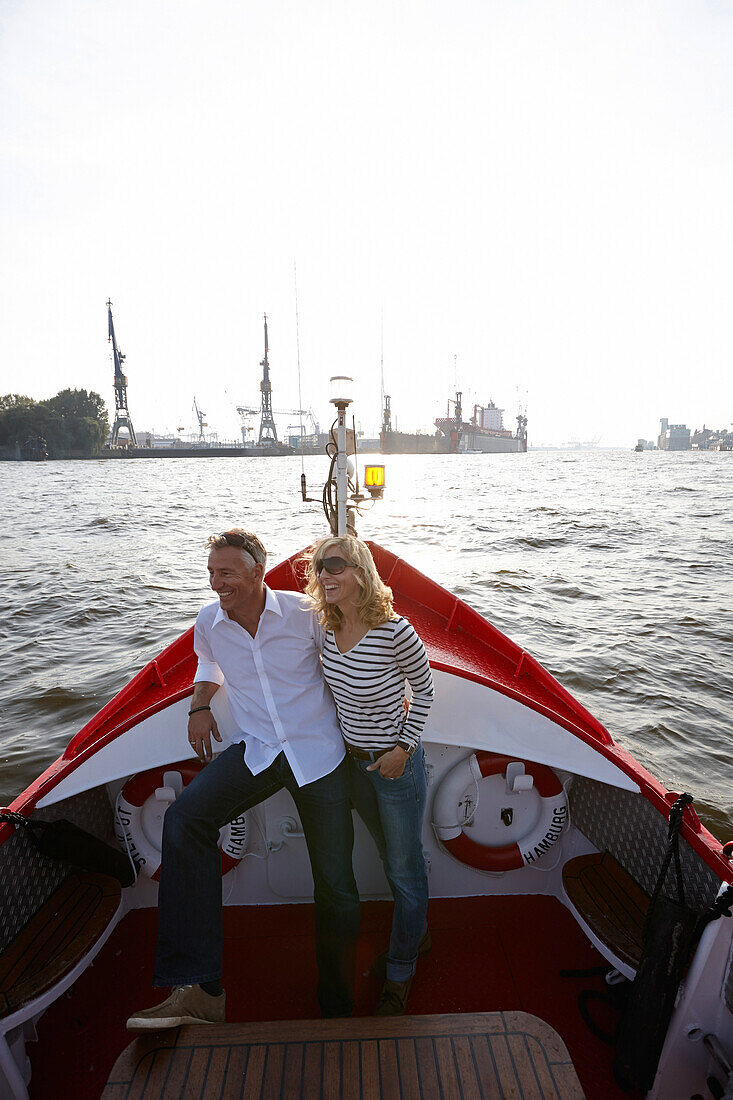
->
[294, 263, 305, 481]
[380, 314, 384, 414]
[379, 316, 392, 438]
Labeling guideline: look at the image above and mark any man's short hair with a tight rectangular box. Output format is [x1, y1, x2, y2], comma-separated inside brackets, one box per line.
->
[207, 529, 267, 568]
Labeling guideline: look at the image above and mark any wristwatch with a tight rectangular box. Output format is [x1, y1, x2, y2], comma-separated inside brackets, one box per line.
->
[397, 740, 416, 757]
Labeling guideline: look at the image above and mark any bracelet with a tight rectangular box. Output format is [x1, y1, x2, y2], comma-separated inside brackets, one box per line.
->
[188, 705, 211, 716]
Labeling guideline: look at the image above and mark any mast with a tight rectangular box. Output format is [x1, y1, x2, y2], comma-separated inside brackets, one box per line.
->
[258, 313, 279, 445]
[382, 395, 392, 435]
[108, 300, 137, 447]
[329, 377, 353, 536]
[380, 317, 385, 423]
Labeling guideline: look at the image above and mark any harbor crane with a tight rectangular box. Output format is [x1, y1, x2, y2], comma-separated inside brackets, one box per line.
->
[258, 314, 278, 445]
[447, 391, 463, 426]
[236, 406, 320, 439]
[279, 410, 320, 436]
[192, 397, 207, 442]
[236, 315, 320, 444]
[107, 300, 137, 447]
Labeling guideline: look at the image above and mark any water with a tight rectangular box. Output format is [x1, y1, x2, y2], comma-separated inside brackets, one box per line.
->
[1, 450, 731, 842]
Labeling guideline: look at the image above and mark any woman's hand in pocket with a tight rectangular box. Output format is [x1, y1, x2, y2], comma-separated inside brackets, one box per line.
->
[368, 745, 408, 779]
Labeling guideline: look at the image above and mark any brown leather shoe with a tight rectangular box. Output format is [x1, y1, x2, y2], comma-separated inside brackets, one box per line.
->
[369, 929, 432, 981]
[374, 977, 413, 1016]
[127, 984, 226, 1030]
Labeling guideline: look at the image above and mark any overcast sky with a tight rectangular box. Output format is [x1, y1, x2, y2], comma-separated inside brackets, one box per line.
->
[2, 0, 732, 446]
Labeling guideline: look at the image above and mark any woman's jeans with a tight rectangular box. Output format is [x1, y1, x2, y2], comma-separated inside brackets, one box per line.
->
[154, 743, 360, 1017]
[348, 745, 429, 983]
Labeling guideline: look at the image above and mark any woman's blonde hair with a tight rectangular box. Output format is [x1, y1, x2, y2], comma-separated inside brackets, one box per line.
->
[303, 535, 395, 631]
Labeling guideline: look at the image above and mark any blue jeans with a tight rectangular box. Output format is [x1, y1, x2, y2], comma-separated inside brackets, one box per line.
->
[348, 746, 429, 982]
[154, 744, 360, 1017]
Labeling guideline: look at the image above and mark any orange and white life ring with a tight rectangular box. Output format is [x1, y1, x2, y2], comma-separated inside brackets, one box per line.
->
[432, 752, 569, 872]
[114, 759, 248, 880]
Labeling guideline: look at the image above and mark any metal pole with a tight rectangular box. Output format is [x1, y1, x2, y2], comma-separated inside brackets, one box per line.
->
[336, 403, 348, 536]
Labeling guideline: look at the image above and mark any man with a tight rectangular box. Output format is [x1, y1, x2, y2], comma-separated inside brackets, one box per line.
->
[127, 529, 360, 1029]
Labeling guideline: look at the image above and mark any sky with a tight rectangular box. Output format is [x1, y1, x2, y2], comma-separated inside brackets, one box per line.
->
[1, 0, 732, 447]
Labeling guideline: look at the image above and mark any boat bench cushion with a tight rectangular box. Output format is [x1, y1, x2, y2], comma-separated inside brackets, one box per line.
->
[563, 851, 650, 970]
[0, 870, 121, 1019]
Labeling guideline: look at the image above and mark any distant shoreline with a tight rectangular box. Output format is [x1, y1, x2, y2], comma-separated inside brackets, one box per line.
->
[3, 444, 730, 462]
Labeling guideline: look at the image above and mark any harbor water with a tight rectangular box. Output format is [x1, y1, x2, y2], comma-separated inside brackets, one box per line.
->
[0, 449, 731, 841]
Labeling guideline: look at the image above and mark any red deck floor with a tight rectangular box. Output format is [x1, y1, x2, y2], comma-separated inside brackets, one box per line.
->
[29, 895, 638, 1099]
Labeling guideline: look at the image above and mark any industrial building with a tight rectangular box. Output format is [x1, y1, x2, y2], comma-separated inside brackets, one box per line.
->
[657, 418, 691, 451]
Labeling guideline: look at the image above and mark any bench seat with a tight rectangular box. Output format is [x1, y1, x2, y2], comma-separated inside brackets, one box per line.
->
[0, 871, 121, 1019]
[562, 851, 651, 971]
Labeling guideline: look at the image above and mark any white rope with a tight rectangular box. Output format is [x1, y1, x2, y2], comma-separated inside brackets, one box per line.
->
[462, 773, 481, 828]
[431, 772, 481, 833]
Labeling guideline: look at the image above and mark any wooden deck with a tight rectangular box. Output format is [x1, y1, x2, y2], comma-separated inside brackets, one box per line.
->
[102, 1011, 584, 1099]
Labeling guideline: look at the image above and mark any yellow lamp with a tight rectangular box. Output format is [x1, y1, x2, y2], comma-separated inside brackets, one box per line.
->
[364, 464, 386, 499]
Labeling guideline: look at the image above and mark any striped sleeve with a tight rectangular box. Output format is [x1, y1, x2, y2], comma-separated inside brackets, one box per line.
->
[392, 619, 434, 749]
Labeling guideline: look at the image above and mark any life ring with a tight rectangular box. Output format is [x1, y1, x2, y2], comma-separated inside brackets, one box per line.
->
[114, 759, 248, 880]
[432, 752, 569, 872]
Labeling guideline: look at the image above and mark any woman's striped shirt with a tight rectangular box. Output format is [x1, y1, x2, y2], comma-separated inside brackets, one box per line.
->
[321, 616, 434, 753]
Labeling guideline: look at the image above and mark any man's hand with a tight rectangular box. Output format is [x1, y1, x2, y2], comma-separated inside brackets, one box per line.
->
[188, 709, 222, 764]
[367, 744, 408, 779]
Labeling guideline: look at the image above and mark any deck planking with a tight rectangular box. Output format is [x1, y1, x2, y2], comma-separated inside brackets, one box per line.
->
[103, 1012, 585, 1099]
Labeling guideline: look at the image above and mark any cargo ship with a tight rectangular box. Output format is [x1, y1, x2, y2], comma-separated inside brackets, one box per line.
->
[380, 392, 528, 454]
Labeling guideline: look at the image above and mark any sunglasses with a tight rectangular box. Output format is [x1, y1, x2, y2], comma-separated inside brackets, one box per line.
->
[315, 556, 356, 576]
[220, 532, 264, 564]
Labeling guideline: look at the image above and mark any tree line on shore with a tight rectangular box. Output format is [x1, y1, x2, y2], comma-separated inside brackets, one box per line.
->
[0, 389, 110, 459]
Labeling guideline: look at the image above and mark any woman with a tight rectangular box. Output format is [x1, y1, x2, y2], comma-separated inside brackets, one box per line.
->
[305, 534, 435, 1016]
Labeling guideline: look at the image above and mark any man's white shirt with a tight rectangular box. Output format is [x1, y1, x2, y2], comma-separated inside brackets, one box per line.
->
[193, 587, 344, 786]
